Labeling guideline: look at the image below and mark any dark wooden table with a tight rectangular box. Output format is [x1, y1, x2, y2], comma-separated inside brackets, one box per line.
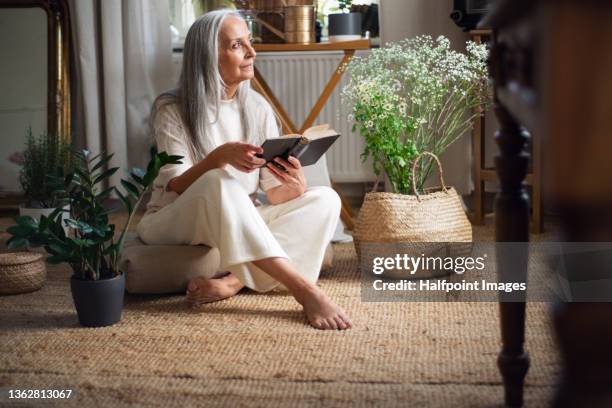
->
[484, 0, 612, 406]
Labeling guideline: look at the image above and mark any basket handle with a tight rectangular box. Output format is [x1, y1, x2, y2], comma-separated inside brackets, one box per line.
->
[411, 152, 448, 199]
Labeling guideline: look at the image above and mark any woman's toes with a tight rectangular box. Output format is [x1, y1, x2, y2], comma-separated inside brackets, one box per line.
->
[328, 318, 338, 330]
[340, 314, 352, 329]
[187, 281, 198, 293]
[187, 277, 207, 294]
[186, 279, 214, 304]
[312, 319, 326, 330]
[335, 316, 347, 330]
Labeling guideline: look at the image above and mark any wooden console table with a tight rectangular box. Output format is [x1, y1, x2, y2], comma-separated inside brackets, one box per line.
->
[252, 40, 371, 230]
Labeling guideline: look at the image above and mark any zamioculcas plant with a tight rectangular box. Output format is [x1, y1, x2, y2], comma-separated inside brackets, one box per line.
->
[7, 150, 182, 281]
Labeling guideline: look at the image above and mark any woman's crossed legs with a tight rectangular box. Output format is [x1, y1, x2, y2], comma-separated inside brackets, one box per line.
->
[143, 170, 351, 330]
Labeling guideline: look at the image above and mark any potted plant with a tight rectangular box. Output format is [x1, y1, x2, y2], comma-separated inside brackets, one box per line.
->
[341, 35, 491, 271]
[328, 0, 362, 42]
[342, 35, 491, 193]
[7, 150, 182, 327]
[9, 129, 73, 223]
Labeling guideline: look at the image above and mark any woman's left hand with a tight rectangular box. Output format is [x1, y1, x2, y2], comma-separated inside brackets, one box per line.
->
[266, 156, 307, 196]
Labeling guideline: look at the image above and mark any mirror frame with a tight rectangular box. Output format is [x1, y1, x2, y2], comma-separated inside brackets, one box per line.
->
[0, 0, 71, 141]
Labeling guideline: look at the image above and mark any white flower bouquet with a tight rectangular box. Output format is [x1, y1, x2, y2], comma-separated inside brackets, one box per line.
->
[342, 35, 491, 194]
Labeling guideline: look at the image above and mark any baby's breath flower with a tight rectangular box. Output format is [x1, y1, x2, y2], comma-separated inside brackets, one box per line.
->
[340, 34, 491, 194]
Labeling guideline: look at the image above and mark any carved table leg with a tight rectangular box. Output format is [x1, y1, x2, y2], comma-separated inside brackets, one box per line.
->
[494, 101, 531, 407]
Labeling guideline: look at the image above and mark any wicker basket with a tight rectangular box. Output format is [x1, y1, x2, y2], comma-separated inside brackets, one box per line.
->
[353, 152, 472, 278]
[0, 252, 46, 295]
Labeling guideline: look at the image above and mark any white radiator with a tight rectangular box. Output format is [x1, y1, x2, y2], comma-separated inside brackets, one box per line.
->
[255, 51, 375, 182]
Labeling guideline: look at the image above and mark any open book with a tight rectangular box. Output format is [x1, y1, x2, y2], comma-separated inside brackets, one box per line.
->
[257, 124, 340, 167]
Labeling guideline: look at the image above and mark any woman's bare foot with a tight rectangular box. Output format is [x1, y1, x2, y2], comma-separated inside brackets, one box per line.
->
[252, 257, 352, 331]
[186, 273, 244, 306]
[296, 285, 353, 330]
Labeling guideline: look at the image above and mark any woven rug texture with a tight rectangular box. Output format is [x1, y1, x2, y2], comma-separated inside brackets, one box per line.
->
[0, 217, 560, 407]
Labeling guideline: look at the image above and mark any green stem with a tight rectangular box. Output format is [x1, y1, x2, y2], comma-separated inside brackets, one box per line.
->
[112, 188, 149, 275]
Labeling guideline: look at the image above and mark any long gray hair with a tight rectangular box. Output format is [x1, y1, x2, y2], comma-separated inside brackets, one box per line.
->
[153, 9, 261, 161]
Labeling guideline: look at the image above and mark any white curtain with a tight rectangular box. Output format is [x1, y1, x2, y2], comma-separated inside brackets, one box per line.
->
[70, 0, 174, 186]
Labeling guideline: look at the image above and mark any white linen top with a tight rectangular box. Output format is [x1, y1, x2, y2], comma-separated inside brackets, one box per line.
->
[145, 92, 282, 214]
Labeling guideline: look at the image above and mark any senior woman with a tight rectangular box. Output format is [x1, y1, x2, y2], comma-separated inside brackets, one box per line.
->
[136, 10, 351, 330]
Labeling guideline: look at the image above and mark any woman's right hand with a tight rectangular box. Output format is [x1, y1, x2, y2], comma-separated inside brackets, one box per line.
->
[211, 142, 266, 173]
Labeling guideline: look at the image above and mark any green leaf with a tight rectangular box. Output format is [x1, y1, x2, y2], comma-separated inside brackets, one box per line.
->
[115, 188, 133, 214]
[64, 172, 74, 185]
[70, 237, 95, 247]
[47, 243, 70, 257]
[165, 155, 184, 164]
[95, 186, 115, 203]
[64, 219, 94, 234]
[91, 224, 111, 238]
[121, 179, 140, 199]
[103, 242, 119, 255]
[7, 225, 34, 237]
[146, 154, 161, 173]
[88, 151, 105, 162]
[74, 167, 91, 185]
[130, 171, 144, 186]
[28, 233, 49, 247]
[141, 152, 183, 188]
[91, 152, 115, 173]
[143, 156, 162, 186]
[7, 237, 28, 249]
[14, 216, 37, 228]
[93, 167, 119, 185]
[48, 207, 64, 220]
[46, 173, 65, 190]
[37, 216, 50, 232]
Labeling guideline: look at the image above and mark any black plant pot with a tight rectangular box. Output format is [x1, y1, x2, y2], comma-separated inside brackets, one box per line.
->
[70, 273, 125, 327]
[328, 12, 362, 41]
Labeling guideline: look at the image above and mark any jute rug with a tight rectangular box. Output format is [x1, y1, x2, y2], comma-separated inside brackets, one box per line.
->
[0, 218, 560, 407]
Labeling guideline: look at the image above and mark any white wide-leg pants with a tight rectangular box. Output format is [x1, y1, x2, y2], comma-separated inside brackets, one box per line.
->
[136, 168, 341, 292]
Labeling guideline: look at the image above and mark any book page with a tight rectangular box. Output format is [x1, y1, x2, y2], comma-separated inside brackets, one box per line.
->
[278, 124, 338, 140]
[302, 124, 338, 140]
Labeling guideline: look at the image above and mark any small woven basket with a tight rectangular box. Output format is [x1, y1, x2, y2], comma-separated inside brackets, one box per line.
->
[353, 152, 473, 277]
[0, 251, 46, 295]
